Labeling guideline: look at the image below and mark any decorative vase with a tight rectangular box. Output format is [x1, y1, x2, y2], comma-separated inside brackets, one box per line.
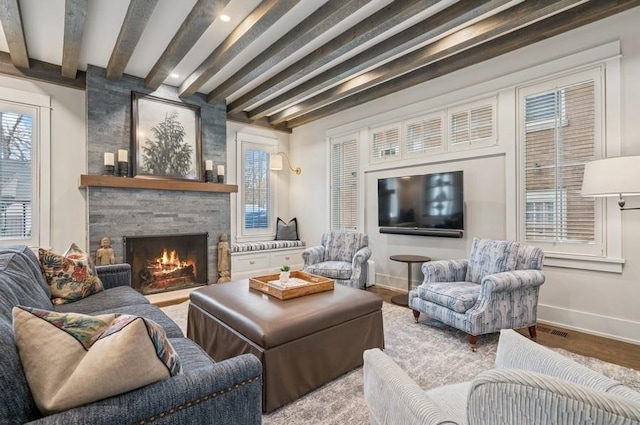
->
[279, 271, 290, 283]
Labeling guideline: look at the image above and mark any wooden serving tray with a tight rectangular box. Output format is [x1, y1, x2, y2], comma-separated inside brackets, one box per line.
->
[249, 271, 334, 300]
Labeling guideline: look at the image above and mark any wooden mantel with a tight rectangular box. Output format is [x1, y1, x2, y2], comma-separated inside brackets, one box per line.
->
[79, 174, 238, 193]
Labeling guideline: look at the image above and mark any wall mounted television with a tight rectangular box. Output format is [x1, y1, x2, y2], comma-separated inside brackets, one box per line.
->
[378, 171, 464, 238]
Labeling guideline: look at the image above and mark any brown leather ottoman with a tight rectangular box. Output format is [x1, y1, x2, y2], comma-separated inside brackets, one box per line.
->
[187, 279, 384, 413]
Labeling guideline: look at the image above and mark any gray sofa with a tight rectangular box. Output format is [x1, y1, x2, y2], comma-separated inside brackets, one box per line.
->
[0, 245, 262, 425]
[364, 329, 640, 425]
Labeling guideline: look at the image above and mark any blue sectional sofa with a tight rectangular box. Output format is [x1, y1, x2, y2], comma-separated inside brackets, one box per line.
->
[0, 245, 262, 425]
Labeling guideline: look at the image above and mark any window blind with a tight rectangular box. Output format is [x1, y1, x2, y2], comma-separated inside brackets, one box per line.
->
[0, 110, 33, 240]
[450, 102, 494, 145]
[404, 114, 443, 155]
[243, 145, 271, 231]
[523, 80, 595, 242]
[331, 137, 358, 230]
[370, 124, 400, 160]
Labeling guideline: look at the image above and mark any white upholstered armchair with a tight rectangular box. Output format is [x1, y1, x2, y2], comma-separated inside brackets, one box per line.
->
[409, 238, 545, 350]
[364, 329, 640, 425]
[302, 230, 371, 289]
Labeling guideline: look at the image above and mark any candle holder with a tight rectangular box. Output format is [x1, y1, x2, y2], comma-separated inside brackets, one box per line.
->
[117, 161, 128, 177]
[205, 170, 214, 183]
[103, 165, 115, 176]
[217, 174, 224, 184]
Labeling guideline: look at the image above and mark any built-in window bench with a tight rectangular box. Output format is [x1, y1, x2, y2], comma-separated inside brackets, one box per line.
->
[230, 240, 306, 281]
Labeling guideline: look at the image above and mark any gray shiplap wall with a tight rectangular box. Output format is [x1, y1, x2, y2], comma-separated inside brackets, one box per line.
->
[86, 65, 228, 284]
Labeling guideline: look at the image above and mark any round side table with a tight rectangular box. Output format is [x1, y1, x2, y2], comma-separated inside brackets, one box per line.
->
[390, 254, 431, 307]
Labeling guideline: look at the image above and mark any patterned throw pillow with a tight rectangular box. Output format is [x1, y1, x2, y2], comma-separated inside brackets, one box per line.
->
[12, 306, 181, 415]
[275, 217, 299, 240]
[465, 238, 520, 284]
[38, 243, 104, 304]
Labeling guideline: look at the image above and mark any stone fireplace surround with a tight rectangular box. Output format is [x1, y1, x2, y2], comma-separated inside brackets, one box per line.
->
[85, 66, 229, 286]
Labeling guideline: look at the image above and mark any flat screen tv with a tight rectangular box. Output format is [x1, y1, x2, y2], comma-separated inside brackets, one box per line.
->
[378, 171, 464, 238]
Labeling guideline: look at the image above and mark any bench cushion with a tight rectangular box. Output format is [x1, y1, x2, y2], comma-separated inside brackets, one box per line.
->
[231, 240, 305, 253]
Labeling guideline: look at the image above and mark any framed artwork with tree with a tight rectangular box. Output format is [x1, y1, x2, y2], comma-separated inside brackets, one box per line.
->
[131, 92, 202, 181]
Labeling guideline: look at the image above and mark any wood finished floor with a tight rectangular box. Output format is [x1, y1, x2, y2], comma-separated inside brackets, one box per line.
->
[366, 286, 640, 371]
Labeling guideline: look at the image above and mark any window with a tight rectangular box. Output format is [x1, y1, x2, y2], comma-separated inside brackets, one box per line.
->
[331, 134, 358, 230]
[448, 97, 496, 151]
[370, 123, 400, 163]
[0, 88, 50, 248]
[236, 133, 277, 240]
[403, 112, 444, 157]
[518, 67, 603, 256]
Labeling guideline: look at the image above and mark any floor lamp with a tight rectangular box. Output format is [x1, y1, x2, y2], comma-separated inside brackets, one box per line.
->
[581, 156, 640, 210]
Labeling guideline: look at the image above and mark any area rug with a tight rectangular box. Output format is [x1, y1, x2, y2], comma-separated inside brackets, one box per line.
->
[161, 300, 640, 424]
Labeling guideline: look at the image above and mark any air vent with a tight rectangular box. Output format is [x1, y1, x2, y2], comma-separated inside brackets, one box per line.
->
[550, 329, 569, 338]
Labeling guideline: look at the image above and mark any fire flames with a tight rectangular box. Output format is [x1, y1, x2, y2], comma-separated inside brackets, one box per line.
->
[149, 248, 193, 278]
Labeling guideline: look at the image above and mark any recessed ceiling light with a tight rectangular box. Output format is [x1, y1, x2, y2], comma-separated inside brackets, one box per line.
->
[170, 73, 179, 78]
[220, 14, 230, 22]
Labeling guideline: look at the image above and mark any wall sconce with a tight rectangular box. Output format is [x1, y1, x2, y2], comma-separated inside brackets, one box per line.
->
[581, 156, 640, 210]
[270, 152, 301, 175]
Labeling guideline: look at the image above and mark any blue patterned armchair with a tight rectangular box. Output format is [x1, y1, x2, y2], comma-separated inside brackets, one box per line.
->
[302, 230, 371, 289]
[409, 238, 545, 350]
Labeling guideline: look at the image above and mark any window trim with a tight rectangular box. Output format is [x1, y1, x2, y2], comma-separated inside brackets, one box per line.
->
[330, 132, 359, 231]
[0, 87, 50, 248]
[235, 132, 278, 242]
[515, 61, 623, 272]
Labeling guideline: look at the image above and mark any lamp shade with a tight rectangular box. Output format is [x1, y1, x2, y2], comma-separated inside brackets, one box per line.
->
[269, 153, 283, 171]
[581, 156, 640, 197]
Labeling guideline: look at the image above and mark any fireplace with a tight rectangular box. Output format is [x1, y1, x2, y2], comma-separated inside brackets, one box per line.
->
[123, 233, 208, 295]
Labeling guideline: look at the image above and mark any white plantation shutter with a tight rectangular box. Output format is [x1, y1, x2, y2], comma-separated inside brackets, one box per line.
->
[449, 98, 496, 149]
[331, 135, 358, 230]
[0, 108, 34, 241]
[519, 67, 603, 255]
[404, 113, 444, 156]
[370, 123, 400, 162]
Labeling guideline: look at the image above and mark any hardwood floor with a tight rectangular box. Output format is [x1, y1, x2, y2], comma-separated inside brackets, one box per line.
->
[366, 285, 640, 371]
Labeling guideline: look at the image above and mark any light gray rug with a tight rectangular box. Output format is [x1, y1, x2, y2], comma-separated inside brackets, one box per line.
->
[161, 301, 640, 424]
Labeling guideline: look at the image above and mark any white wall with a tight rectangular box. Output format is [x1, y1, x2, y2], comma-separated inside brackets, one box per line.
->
[226, 121, 291, 243]
[0, 75, 86, 252]
[289, 8, 640, 344]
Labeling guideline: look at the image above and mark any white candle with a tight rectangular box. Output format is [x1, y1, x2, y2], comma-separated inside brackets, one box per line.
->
[205, 160, 213, 171]
[217, 165, 225, 176]
[104, 152, 114, 166]
[118, 149, 128, 162]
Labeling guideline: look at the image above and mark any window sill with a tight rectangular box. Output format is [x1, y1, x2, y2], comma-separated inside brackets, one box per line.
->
[543, 252, 624, 273]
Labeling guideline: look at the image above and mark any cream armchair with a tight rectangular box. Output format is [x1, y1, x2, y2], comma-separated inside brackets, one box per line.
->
[409, 238, 545, 350]
[364, 329, 640, 425]
[302, 230, 371, 289]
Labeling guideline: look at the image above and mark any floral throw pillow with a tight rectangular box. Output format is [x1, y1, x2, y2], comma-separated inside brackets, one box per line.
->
[38, 243, 104, 305]
[12, 306, 181, 415]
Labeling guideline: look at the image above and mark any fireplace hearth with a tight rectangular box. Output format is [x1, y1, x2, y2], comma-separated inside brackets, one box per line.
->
[124, 233, 208, 295]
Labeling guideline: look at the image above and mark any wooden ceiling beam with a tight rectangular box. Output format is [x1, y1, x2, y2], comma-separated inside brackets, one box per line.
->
[0, 0, 29, 69]
[227, 0, 445, 115]
[206, 0, 372, 103]
[247, 0, 515, 121]
[61, 0, 88, 79]
[286, 0, 640, 129]
[227, 111, 291, 134]
[106, 0, 159, 80]
[144, 0, 231, 90]
[269, 0, 583, 125]
[179, 0, 300, 98]
[0, 52, 86, 89]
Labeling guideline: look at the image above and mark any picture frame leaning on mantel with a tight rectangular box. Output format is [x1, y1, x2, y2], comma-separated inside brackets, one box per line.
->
[131, 92, 203, 181]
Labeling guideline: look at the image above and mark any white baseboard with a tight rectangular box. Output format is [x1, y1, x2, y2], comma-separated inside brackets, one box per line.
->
[373, 273, 419, 293]
[538, 304, 640, 346]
